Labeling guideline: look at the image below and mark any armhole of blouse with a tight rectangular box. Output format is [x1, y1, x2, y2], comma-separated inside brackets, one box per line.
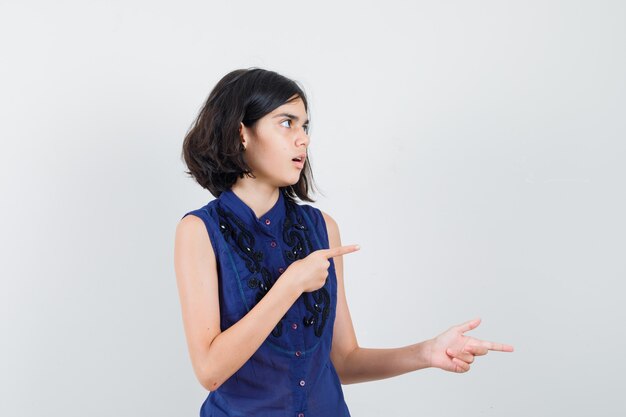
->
[301, 205, 330, 250]
[311, 206, 338, 274]
[316, 207, 331, 249]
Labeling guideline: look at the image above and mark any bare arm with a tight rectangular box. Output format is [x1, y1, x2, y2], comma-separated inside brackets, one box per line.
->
[174, 214, 302, 391]
[323, 211, 514, 382]
[323, 210, 434, 384]
[338, 343, 432, 384]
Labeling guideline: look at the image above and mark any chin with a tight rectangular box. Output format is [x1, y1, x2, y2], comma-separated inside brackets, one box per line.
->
[279, 177, 301, 187]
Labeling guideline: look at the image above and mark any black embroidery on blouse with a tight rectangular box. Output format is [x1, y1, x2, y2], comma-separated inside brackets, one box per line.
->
[282, 198, 331, 338]
[215, 192, 332, 340]
[216, 206, 263, 273]
[216, 205, 283, 338]
[283, 201, 313, 262]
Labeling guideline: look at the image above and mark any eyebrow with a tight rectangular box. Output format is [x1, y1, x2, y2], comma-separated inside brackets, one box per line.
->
[272, 113, 309, 124]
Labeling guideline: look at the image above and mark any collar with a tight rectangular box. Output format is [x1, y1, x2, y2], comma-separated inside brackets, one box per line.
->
[218, 187, 287, 231]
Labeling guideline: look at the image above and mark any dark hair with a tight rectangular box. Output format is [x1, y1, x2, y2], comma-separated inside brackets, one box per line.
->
[181, 67, 319, 202]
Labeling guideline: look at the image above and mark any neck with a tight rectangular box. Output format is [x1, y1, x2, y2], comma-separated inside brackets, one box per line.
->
[230, 179, 280, 220]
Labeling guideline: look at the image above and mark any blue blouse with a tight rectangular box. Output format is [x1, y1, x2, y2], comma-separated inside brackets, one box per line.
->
[182, 187, 351, 417]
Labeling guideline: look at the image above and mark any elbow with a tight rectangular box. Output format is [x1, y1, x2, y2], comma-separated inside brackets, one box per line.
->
[335, 365, 348, 385]
[202, 380, 222, 392]
[194, 344, 223, 391]
[337, 373, 347, 385]
[334, 346, 359, 385]
[337, 372, 354, 385]
[200, 371, 223, 392]
[196, 358, 223, 391]
[332, 362, 349, 385]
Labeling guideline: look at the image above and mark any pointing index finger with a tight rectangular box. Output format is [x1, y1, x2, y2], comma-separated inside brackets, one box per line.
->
[324, 244, 361, 259]
[477, 339, 515, 353]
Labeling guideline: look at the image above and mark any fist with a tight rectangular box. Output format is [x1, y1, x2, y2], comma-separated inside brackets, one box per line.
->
[286, 245, 360, 293]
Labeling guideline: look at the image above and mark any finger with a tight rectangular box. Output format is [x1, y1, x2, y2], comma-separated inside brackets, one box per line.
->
[477, 339, 515, 352]
[323, 244, 361, 259]
[457, 317, 481, 333]
[446, 348, 474, 364]
[452, 357, 470, 373]
[463, 345, 489, 356]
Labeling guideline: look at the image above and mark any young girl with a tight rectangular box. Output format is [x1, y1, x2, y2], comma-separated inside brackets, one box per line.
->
[174, 68, 514, 417]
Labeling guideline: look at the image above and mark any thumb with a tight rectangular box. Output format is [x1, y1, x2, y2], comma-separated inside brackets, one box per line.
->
[458, 317, 481, 333]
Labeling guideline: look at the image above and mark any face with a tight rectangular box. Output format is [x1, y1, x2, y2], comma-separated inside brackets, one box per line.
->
[239, 95, 310, 187]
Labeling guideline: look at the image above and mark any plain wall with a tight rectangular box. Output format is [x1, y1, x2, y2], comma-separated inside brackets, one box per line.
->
[1, 0, 624, 416]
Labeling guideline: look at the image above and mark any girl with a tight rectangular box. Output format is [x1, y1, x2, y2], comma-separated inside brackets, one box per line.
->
[174, 68, 514, 417]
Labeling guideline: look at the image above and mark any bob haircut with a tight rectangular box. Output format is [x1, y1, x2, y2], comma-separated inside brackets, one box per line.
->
[181, 67, 319, 202]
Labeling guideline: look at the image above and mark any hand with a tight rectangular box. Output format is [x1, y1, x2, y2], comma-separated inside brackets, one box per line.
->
[427, 318, 514, 373]
[285, 244, 360, 293]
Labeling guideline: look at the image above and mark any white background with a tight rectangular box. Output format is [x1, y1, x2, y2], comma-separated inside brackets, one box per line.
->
[1, 1, 624, 416]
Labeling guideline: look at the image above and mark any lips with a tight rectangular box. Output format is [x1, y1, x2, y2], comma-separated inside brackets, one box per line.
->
[291, 153, 306, 162]
[292, 154, 305, 170]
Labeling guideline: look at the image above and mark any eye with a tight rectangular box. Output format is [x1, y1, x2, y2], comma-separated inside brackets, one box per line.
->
[280, 119, 310, 134]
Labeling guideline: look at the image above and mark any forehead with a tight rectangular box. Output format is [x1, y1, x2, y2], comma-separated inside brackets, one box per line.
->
[269, 97, 307, 117]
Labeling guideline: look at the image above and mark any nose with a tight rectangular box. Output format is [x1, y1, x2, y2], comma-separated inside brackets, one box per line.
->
[295, 125, 309, 148]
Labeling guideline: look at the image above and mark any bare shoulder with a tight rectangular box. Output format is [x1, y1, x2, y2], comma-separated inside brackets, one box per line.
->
[173, 213, 218, 298]
[319, 209, 335, 224]
[175, 214, 215, 258]
[176, 213, 207, 237]
[319, 209, 341, 245]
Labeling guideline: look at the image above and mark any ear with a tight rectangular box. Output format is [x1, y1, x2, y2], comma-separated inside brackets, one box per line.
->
[239, 122, 248, 150]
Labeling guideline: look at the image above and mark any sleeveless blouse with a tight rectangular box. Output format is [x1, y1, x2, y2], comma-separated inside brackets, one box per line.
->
[181, 187, 351, 417]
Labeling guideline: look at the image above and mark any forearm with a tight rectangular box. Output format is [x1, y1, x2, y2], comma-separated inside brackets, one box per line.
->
[203, 274, 301, 391]
[339, 340, 433, 385]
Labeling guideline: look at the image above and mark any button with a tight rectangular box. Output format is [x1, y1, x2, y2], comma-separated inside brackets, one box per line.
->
[295, 351, 301, 357]
[291, 323, 298, 330]
[299, 380, 306, 386]
[270, 241, 277, 248]
[265, 218, 271, 225]
[278, 267, 285, 273]
[298, 413, 304, 417]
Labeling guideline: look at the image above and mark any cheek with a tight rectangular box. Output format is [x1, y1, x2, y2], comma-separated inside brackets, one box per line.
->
[258, 138, 288, 162]
[248, 144, 286, 172]
[249, 128, 292, 169]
